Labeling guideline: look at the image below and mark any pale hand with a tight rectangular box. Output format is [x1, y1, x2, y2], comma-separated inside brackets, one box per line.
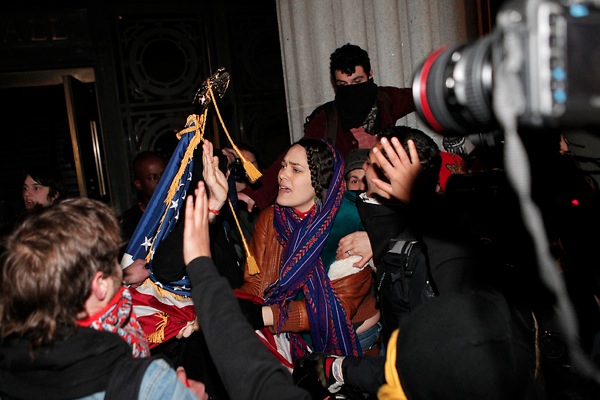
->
[183, 181, 211, 265]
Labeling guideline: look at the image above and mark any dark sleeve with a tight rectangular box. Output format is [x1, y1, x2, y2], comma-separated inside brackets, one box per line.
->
[342, 355, 386, 396]
[187, 257, 311, 400]
[383, 86, 415, 120]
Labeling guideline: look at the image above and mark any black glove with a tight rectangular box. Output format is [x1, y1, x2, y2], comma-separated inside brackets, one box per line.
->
[236, 298, 264, 330]
[293, 353, 334, 399]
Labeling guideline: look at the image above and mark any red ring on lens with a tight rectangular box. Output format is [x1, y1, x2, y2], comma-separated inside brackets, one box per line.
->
[417, 46, 447, 133]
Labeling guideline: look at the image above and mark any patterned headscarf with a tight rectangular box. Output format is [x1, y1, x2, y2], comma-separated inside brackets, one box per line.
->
[265, 139, 361, 358]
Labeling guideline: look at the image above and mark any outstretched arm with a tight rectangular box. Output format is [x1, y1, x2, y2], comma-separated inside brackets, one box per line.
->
[183, 180, 310, 400]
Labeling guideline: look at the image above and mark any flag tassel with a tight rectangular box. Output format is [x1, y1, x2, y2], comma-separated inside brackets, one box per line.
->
[207, 82, 263, 183]
[227, 199, 260, 275]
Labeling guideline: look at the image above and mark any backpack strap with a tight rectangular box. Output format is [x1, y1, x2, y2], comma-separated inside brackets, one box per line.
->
[323, 101, 338, 145]
[378, 239, 418, 305]
[304, 101, 338, 145]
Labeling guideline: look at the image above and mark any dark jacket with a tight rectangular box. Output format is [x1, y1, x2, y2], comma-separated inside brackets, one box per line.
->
[187, 256, 311, 400]
[0, 328, 196, 400]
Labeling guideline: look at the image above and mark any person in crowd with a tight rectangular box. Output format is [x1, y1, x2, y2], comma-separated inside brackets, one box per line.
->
[344, 148, 369, 191]
[21, 165, 65, 210]
[235, 138, 379, 370]
[119, 151, 166, 288]
[0, 197, 207, 399]
[123, 139, 245, 400]
[238, 43, 415, 212]
[1, 166, 63, 240]
[330, 148, 374, 273]
[292, 127, 489, 398]
[119, 150, 166, 245]
[182, 179, 311, 400]
[222, 143, 262, 244]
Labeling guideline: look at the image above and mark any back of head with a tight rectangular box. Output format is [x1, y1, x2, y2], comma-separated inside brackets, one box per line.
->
[296, 138, 336, 203]
[383, 288, 534, 400]
[1, 197, 121, 346]
[329, 43, 371, 81]
[379, 125, 441, 197]
[23, 165, 66, 202]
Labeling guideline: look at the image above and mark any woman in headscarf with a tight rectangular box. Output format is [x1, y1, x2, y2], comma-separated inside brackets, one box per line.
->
[235, 138, 378, 368]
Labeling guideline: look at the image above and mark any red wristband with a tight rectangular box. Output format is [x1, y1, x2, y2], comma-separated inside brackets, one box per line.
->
[208, 208, 220, 215]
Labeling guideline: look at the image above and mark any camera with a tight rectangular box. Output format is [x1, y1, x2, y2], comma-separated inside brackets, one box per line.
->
[412, 0, 600, 136]
[229, 157, 246, 182]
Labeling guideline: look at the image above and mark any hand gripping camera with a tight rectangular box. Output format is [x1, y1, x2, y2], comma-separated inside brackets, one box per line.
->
[413, 0, 600, 136]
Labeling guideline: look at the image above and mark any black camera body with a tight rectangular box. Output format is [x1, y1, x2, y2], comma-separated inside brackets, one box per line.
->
[413, 0, 600, 136]
[229, 157, 246, 182]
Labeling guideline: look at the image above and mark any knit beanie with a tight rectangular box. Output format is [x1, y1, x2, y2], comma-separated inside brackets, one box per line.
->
[344, 149, 370, 177]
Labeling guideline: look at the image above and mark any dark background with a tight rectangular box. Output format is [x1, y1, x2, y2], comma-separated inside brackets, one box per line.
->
[0, 0, 290, 216]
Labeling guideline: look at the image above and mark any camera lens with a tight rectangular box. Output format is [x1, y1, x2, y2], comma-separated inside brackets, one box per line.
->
[413, 35, 497, 136]
[229, 158, 246, 182]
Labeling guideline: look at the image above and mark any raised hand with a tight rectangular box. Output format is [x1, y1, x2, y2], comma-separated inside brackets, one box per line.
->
[183, 181, 211, 265]
[371, 137, 422, 203]
[201, 139, 228, 218]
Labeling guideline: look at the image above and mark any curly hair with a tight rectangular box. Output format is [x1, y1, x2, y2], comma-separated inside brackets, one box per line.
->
[0, 197, 122, 347]
[296, 138, 335, 203]
[329, 43, 371, 82]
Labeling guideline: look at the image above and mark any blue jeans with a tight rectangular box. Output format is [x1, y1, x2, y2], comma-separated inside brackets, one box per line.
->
[357, 322, 382, 354]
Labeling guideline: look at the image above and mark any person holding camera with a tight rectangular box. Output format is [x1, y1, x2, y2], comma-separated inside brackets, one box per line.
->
[222, 143, 262, 243]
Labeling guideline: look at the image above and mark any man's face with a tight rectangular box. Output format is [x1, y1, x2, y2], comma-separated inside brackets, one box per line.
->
[22, 175, 54, 209]
[134, 157, 165, 203]
[334, 66, 372, 86]
[345, 168, 366, 191]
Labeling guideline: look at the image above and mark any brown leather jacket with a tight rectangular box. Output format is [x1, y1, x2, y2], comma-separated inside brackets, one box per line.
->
[238, 206, 377, 333]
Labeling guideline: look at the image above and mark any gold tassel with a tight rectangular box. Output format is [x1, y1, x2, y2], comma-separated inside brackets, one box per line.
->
[242, 158, 262, 183]
[207, 82, 263, 183]
[147, 312, 169, 344]
[227, 199, 260, 275]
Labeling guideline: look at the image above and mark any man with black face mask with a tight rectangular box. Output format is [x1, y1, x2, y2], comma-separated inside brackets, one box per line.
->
[238, 43, 415, 212]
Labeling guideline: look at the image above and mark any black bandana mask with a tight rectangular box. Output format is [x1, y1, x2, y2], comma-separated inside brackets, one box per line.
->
[334, 78, 378, 131]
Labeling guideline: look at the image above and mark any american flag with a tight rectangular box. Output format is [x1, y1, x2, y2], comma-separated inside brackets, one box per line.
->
[120, 111, 206, 347]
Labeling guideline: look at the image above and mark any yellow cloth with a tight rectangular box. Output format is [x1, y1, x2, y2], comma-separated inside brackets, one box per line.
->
[377, 328, 408, 400]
